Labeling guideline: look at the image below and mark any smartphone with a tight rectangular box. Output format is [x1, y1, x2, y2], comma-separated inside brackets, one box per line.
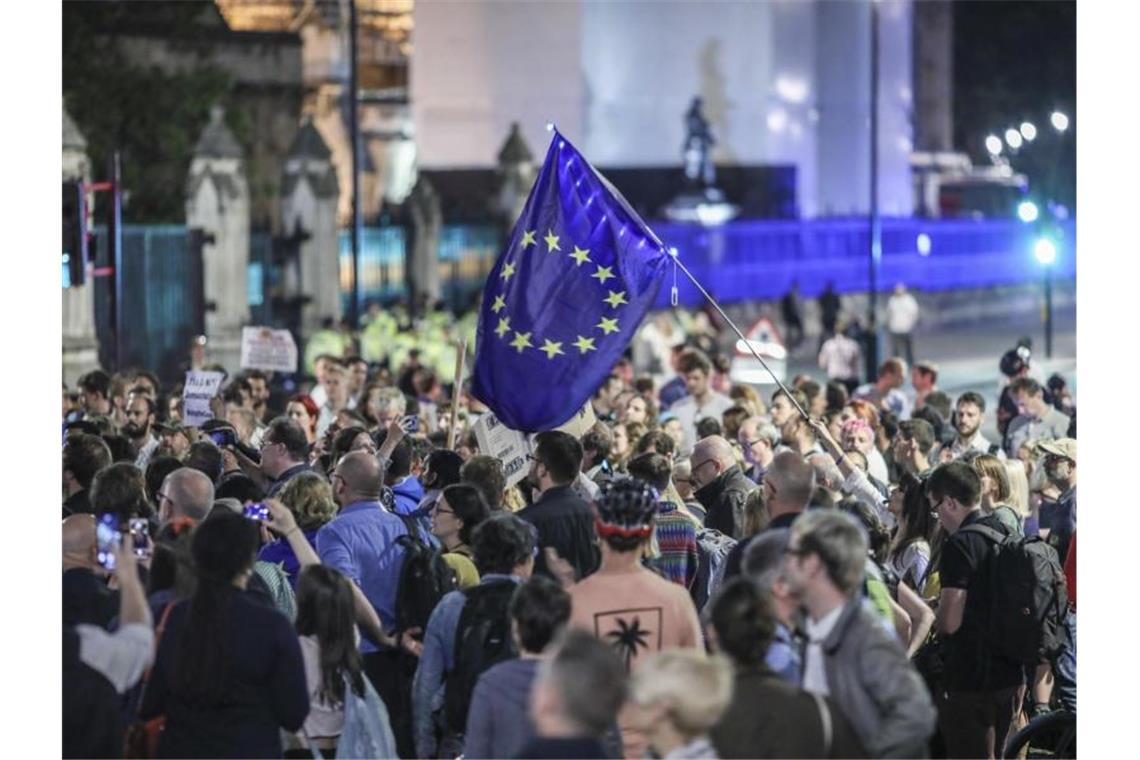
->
[243, 502, 270, 522]
[96, 514, 121, 571]
[129, 518, 151, 559]
[208, 428, 236, 448]
[403, 415, 420, 433]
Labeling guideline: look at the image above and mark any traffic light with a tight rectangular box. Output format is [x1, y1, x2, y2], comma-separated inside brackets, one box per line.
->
[62, 180, 87, 287]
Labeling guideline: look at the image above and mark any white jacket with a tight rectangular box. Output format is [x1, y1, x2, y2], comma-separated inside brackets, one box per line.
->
[886, 293, 919, 333]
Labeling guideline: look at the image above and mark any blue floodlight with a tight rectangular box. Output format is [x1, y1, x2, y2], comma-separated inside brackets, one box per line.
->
[1034, 237, 1057, 266]
[1017, 201, 1039, 223]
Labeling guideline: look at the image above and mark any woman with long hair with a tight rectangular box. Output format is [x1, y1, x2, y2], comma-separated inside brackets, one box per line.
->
[972, 454, 1024, 536]
[887, 472, 938, 591]
[139, 511, 309, 758]
[287, 565, 367, 758]
[430, 483, 489, 588]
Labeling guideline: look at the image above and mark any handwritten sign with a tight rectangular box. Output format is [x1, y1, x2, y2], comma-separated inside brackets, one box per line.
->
[473, 411, 533, 488]
[182, 370, 225, 428]
[240, 326, 298, 373]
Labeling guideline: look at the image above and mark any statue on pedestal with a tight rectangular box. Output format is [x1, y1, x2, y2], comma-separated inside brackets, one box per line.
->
[664, 96, 738, 226]
[683, 97, 716, 189]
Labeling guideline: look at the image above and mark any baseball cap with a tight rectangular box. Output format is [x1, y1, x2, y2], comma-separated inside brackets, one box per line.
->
[1037, 438, 1076, 462]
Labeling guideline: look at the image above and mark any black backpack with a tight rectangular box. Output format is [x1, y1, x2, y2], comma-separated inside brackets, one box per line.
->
[443, 579, 519, 734]
[961, 523, 1070, 665]
[393, 514, 458, 635]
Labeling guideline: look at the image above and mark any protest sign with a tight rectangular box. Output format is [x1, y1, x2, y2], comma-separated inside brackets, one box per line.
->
[182, 370, 225, 428]
[240, 326, 298, 373]
[473, 411, 533, 488]
[550, 402, 596, 440]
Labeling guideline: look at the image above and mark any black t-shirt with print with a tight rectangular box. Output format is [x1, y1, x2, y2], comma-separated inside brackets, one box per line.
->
[939, 510, 1026, 692]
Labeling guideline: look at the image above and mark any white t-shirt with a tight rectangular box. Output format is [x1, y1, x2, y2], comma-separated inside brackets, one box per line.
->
[299, 634, 347, 741]
[669, 391, 736, 456]
[802, 604, 845, 697]
[886, 293, 919, 334]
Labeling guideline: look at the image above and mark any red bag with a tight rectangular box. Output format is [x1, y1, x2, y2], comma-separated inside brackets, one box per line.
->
[123, 602, 175, 759]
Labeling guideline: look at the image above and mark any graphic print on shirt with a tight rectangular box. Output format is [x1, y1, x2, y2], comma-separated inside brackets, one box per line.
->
[593, 607, 663, 671]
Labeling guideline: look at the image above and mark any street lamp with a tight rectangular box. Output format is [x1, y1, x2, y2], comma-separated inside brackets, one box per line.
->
[1050, 111, 1070, 132]
[1034, 236, 1057, 358]
[1005, 128, 1023, 150]
[1018, 200, 1039, 223]
[1020, 122, 1037, 141]
[985, 134, 1003, 155]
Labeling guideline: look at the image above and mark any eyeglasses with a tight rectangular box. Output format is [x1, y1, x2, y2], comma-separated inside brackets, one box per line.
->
[740, 438, 762, 449]
[433, 505, 455, 516]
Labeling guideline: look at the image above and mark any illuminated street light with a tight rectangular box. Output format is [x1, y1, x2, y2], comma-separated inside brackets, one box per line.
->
[985, 135, 1003, 155]
[1018, 201, 1039, 223]
[916, 233, 932, 256]
[1020, 122, 1037, 141]
[1034, 237, 1057, 266]
[1051, 111, 1070, 132]
[1005, 128, 1023, 150]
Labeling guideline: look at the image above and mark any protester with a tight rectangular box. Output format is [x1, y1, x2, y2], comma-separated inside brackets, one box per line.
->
[63, 433, 113, 518]
[464, 576, 573, 759]
[1038, 438, 1076, 569]
[892, 418, 935, 477]
[628, 649, 733, 759]
[886, 284, 920, 365]
[853, 358, 911, 420]
[518, 629, 628, 760]
[519, 431, 599, 580]
[689, 435, 758, 539]
[737, 415, 778, 484]
[973, 453, 1026, 536]
[708, 577, 866, 759]
[740, 529, 803, 684]
[627, 452, 699, 588]
[818, 320, 862, 393]
[928, 460, 1026, 759]
[258, 472, 338, 587]
[62, 514, 118, 628]
[668, 348, 735, 455]
[285, 394, 320, 446]
[782, 509, 937, 757]
[431, 483, 487, 589]
[261, 416, 315, 498]
[460, 454, 507, 512]
[1004, 377, 1071, 459]
[138, 511, 309, 757]
[722, 450, 814, 580]
[412, 512, 536, 758]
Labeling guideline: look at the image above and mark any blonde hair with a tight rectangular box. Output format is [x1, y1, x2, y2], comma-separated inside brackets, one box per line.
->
[1002, 459, 1030, 517]
[973, 454, 1011, 505]
[629, 650, 733, 739]
[277, 472, 338, 530]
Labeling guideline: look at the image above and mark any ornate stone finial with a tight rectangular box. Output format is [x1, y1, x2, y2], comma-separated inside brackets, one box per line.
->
[497, 121, 534, 166]
[63, 103, 87, 152]
[193, 103, 244, 159]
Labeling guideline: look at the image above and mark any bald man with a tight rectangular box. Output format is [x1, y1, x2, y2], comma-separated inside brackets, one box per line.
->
[689, 435, 759, 539]
[721, 450, 817, 581]
[315, 450, 414, 751]
[159, 468, 215, 524]
[63, 514, 118, 628]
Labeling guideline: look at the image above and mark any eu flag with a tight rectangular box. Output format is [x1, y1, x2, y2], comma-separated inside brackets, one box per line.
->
[471, 129, 669, 432]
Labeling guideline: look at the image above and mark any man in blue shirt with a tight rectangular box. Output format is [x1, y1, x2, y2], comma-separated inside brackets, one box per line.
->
[316, 450, 413, 755]
[412, 513, 536, 759]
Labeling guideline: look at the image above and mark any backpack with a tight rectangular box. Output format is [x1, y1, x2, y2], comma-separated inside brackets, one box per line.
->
[394, 514, 458, 634]
[960, 523, 1070, 665]
[691, 527, 738, 611]
[443, 579, 519, 734]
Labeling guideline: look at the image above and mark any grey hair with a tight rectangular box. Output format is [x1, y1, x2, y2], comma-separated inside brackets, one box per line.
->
[375, 387, 407, 415]
[808, 453, 844, 492]
[743, 528, 791, 590]
[743, 417, 781, 448]
[791, 509, 868, 595]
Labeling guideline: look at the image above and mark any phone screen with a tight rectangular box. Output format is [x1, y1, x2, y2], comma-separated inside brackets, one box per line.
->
[243, 503, 270, 522]
[96, 514, 120, 571]
[129, 518, 151, 559]
[403, 415, 420, 433]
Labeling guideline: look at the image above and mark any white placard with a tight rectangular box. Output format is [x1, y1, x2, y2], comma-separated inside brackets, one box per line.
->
[550, 402, 597, 440]
[472, 411, 534, 488]
[240, 326, 298, 373]
[182, 370, 225, 428]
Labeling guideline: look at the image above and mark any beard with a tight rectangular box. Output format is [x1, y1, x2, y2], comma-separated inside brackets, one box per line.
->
[956, 422, 979, 440]
[123, 422, 148, 440]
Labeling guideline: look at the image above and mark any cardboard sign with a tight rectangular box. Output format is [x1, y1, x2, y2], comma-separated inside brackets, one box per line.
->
[473, 411, 533, 488]
[240, 326, 298, 373]
[550, 402, 597, 440]
[182, 370, 225, 428]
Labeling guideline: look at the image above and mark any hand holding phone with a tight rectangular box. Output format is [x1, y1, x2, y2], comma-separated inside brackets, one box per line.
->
[243, 502, 270, 522]
[129, 518, 151, 559]
[96, 514, 121, 572]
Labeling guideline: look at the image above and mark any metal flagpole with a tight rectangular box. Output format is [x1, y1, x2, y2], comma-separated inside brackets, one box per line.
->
[668, 251, 811, 421]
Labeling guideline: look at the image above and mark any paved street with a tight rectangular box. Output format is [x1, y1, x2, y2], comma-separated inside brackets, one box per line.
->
[783, 301, 1077, 441]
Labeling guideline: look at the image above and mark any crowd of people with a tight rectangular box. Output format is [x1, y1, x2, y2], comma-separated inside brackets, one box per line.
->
[62, 299, 1077, 759]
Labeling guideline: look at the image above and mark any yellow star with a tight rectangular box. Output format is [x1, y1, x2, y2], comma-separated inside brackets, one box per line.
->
[591, 265, 615, 284]
[597, 316, 619, 335]
[520, 230, 537, 248]
[540, 339, 565, 359]
[490, 295, 506, 313]
[569, 246, 591, 266]
[510, 331, 533, 353]
[573, 335, 597, 354]
[494, 316, 511, 338]
[603, 290, 628, 308]
[544, 230, 561, 252]
[500, 262, 516, 281]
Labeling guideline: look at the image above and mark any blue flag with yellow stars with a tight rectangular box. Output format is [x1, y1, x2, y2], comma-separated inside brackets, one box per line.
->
[471, 129, 670, 432]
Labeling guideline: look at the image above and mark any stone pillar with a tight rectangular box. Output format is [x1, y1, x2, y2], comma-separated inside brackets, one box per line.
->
[913, 0, 953, 153]
[494, 122, 537, 227]
[408, 176, 442, 306]
[281, 117, 342, 339]
[185, 106, 250, 374]
[62, 104, 101, 385]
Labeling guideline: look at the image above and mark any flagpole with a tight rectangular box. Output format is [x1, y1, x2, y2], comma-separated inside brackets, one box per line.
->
[668, 251, 811, 421]
[447, 339, 468, 449]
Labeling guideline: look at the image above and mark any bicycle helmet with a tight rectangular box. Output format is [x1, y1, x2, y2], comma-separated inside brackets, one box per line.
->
[594, 476, 659, 542]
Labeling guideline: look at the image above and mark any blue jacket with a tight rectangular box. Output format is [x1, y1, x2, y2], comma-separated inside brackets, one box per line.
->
[464, 658, 540, 760]
[391, 476, 425, 516]
[412, 574, 521, 759]
[315, 501, 409, 652]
